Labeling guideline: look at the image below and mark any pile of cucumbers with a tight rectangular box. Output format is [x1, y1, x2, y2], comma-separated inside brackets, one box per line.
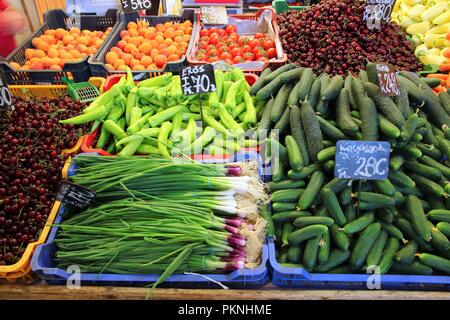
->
[254, 63, 450, 275]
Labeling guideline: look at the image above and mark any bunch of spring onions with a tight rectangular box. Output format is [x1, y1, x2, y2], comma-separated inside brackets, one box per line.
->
[55, 155, 268, 294]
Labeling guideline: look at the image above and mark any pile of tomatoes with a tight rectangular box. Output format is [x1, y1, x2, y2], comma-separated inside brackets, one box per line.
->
[194, 25, 277, 64]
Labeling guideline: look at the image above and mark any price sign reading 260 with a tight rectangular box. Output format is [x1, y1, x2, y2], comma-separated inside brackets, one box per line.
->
[181, 64, 216, 96]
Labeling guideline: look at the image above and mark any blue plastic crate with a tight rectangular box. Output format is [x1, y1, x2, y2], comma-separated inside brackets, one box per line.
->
[31, 152, 269, 288]
[268, 238, 450, 290]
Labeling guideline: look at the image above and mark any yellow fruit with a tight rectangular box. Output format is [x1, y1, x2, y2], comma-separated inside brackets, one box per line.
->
[407, 4, 426, 20]
[420, 2, 448, 22]
[407, 21, 431, 35]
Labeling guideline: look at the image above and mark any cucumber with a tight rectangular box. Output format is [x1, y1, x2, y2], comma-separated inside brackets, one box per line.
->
[260, 205, 274, 237]
[374, 179, 396, 196]
[354, 192, 396, 207]
[298, 171, 325, 210]
[315, 249, 351, 272]
[272, 189, 304, 203]
[257, 98, 274, 132]
[420, 155, 450, 180]
[400, 113, 419, 143]
[393, 79, 413, 119]
[439, 90, 450, 115]
[352, 117, 363, 129]
[410, 174, 446, 198]
[281, 222, 295, 247]
[417, 253, 450, 274]
[378, 114, 401, 139]
[288, 68, 314, 105]
[376, 207, 395, 224]
[271, 83, 293, 122]
[321, 188, 346, 227]
[264, 64, 297, 83]
[303, 235, 322, 270]
[336, 88, 359, 135]
[391, 261, 433, 275]
[323, 160, 335, 174]
[256, 75, 285, 101]
[288, 224, 328, 246]
[428, 221, 450, 252]
[417, 144, 443, 161]
[272, 211, 312, 222]
[280, 67, 303, 84]
[398, 143, 422, 159]
[406, 195, 432, 242]
[322, 140, 334, 148]
[268, 137, 290, 167]
[395, 241, 418, 265]
[378, 237, 400, 274]
[358, 70, 369, 82]
[300, 100, 324, 161]
[317, 116, 346, 141]
[351, 77, 366, 107]
[394, 191, 405, 205]
[275, 222, 283, 241]
[366, 230, 388, 267]
[278, 247, 289, 263]
[249, 68, 272, 96]
[318, 229, 330, 264]
[294, 216, 335, 228]
[268, 180, 305, 191]
[366, 62, 379, 84]
[364, 82, 406, 128]
[285, 135, 304, 171]
[436, 135, 450, 160]
[388, 170, 416, 188]
[360, 96, 379, 141]
[330, 224, 350, 250]
[272, 158, 285, 182]
[395, 218, 433, 251]
[315, 205, 330, 217]
[290, 105, 311, 166]
[422, 120, 440, 146]
[426, 195, 446, 210]
[341, 212, 375, 235]
[323, 178, 349, 194]
[420, 199, 431, 211]
[309, 77, 322, 110]
[274, 103, 290, 134]
[389, 155, 405, 170]
[317, 146, 336, 162]
[273, 202, 298, 212]
[428, 209, 450, 223]
[287, 163, 322, 180]
[339, 187, 352, 206]
[422, 77, 441, 88]
[350, 223, 382, 270]
[403, 161, 442, 181]
[345, 204, 357, 222]
[287, 246, 302, 264]
[321, 75, 344, 101]
[437, 222, 450, 237]
[345, 76, 358, 111]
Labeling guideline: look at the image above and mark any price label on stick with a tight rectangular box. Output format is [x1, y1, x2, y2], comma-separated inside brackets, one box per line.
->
[201, 6, 228, 25]
[120, 0, 155, 14]
[0, 72, 12, 109]
[376, 63, 400, 96]
[56, 180, 96, 209]
[334, 140, 391, 180]
[180, 64, 216, 96]
[363, 0, 397, 30]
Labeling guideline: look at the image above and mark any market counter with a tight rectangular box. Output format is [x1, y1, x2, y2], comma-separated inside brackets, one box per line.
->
[0, 284, 449, 300]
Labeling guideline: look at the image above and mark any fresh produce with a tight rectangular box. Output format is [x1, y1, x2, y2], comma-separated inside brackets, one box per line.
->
[255, 63, 450, 274]
[104, 19, 193, 70]
[61, 67, 260, 157]
[194, 26, 277, 64]
[393, 0, 450, 67]
[277, 0, 421, 75]
[54, 155, 268, 293]
[0, 96, 87, 265]
[16, 27, 113, 71]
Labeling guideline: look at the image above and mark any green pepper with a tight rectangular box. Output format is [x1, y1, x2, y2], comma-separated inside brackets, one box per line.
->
[185, 126, 216, 154]
[230, 67, 245, 82]
[137, 73, 172, 88]
[136, 143, 161, 155]
[142, 106, 155, 115]
[208, 145, 227, 156]
[114, 93, 127, 110]
[95, 126, 110, 150]
[203, 108, 233, 136]
[126, 112, 153, 134]
[125, 67, 136, 92]
[214, 70, 224, 101]
[243, 91, 257, 126]
[137, 86, 156, 100]
[114, 117, 127, 153]
[148, 104, 185, 127]
[182, 112, 202, 121]
[213, 135, 241, 152]
[208, 91, 220, 110]
[129, 107, 143, 127]
[118, 135, 144, 157]
[158, 121, 173, 158]
[106, 141, 116, 154]
[60, 105, 111, 125]
[221, 80, 233, 104]
[107, 105, 125, 122]
[83, 78, 125, 114]
[137, 127, 160, 139]
[171, 111, 183, 138]
[103, 119, 127, 140]
[126, 88, 138, 126]
[218, 103, 245, 137]
[232, 102, 246, 118]
[90, 120, 101, 133]
[186, 117, 197, 142]
[225, 79, 244, 110]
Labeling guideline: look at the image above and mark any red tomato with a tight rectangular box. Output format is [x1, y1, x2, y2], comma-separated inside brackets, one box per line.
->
[209, 34, 220, 45]
[229, 32, 239, 42]
[224, 58, 234, 65]
[217, 29, 227, 37]
[199, 41, 209, 50]
[233, 56, 245, 64]
[200, 29, 209, 37]
[248, 39, 260, 49]
[218, 46, 230, 54]
[264, 39, 276, 50]
[208, 28, 218, 36]
[239, 37, 250, 46]
[257, 56, 268, 62]
[242, 45, 252, 53]
[266, 47, 277, 59]
[225, 25, 237, 34]
[207, 49, 218, 57]
[255, 50, 268, 59]
[243, 52, 254, 61]
[208, 56, 220, 63]
[207, 44, 217, 51]
[231, 47, 242, 57]
[201, 35, 210, 43]
[220, 52, 233, 60]
[252, 46, 264, 55]
[254, 33, 265, 39]
[197, 54, 207, 61]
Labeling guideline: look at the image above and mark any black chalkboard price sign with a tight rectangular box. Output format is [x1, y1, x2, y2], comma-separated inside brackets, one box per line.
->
[120, 0, 155, 14]
[180, 64, 216, 96]
[334, 140, 391, 181]
[376, 63, 400, 96]
[363, 0, 397, 30]
[0, 72, 12, 109]
[56, 180, 96, 209]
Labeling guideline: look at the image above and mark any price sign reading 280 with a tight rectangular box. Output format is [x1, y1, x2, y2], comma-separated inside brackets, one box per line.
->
[180, 64, 216, 96]
[334, 140, 391, 180]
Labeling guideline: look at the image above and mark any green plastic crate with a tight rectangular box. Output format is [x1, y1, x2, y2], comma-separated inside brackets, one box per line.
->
[272, 0, 307, 14]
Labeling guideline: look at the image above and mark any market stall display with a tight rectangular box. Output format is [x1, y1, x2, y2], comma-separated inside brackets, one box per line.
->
[251, 62, 450, 286]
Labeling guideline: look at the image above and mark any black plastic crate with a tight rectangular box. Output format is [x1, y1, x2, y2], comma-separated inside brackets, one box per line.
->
[0, 9, 119, 85]
[89, 9, 198, 79]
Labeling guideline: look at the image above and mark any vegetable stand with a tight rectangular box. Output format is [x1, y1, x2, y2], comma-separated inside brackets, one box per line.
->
[1, 0, 450, 300]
